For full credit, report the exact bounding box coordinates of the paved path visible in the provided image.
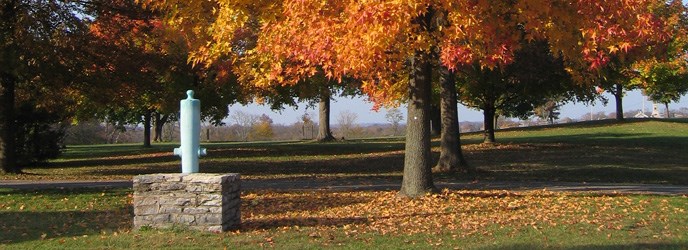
[1,178,687,196]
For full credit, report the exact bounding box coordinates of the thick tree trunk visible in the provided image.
[665,102,670,118]
[0,74,17,173]
[614,84,624,121]
[433,66,471,174]
[143,110,152,147]
[483,105,496,144]
[398,52,437,198]
[429,104,441,136]
[153,113,169,142]
[316,88,335,142]
[1,1,19,174]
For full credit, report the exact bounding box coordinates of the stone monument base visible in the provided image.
[133,173,240,232]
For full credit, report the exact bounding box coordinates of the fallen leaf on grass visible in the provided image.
[237,189,687,240]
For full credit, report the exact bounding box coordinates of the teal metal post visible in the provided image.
[173,90,207,173]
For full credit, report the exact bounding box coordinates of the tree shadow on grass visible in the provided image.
[464,140,688,185]
[0,207,132,244]
[482,166,688,184]
[500,133,688,148]
[482,118,688,134]
[47,153,177,169]
[43,140,406,171]
[61,144,176,160]
[84,152,406,178]
[203,140,406,159]
[0,188,132,244]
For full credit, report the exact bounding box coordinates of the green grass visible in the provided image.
[460,119,688,184]
[1,118,687,248]
[3,118,687,184]
[0,188,686,249]
[0,188,132,245]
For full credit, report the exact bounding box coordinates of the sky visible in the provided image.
[228,90,688,126]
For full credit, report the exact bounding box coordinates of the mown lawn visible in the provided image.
[2,119,687,184]
[1,119,687,249]
[0,188,686,249]
[464,119,688,184]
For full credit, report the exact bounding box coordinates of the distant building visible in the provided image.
[651,103,663,118]
[634,110,649,118]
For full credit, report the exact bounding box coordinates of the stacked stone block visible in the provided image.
[133,173,240,232]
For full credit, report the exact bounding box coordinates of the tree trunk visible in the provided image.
[143,110,152,147]
[0,73,18,174]
[494,114,499,130]
[1,1,19,173]
[429,104,441,136]
[614,84,624,121]
[433,66,471,174]
[316,88,335,142]
[153,113,169,142]
[483,105,496,143]
[398,51,437,198]
[665,102,670,118]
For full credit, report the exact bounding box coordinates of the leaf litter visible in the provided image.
[238,189,687,241]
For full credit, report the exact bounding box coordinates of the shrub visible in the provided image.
[15,104,65,167]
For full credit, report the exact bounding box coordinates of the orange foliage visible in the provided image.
[144,0,676,105]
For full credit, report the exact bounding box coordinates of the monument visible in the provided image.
[133,90,241,232]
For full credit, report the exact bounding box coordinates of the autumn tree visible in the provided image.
[1,0,89,173]
[82,0,241,147]
[145,0,672,198]
[80,0,162,147]
[635,1,688,119]
[253,114,275,140]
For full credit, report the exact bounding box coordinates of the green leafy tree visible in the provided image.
[641,63,688,118]
[458,40,574,143]
[592,57,640,121]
